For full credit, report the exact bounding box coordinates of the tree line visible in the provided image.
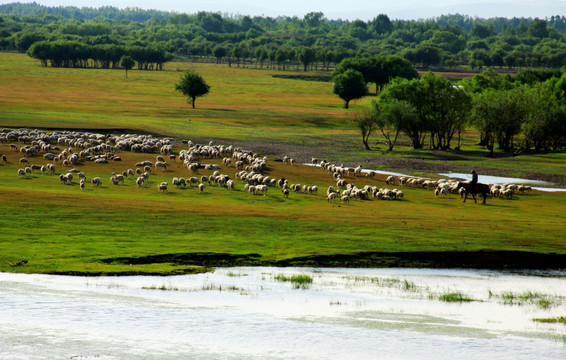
[353,68,566,154]
[26,41,172,69]
[1,4,566,71]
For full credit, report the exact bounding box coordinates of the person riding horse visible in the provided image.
[470,169,478,187]
[458,169,489,204]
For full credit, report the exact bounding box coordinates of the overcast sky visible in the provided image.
[3,0,565,20]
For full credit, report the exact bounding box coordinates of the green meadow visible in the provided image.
[0,53,565,275]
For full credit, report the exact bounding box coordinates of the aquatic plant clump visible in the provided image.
[274,274,313,289]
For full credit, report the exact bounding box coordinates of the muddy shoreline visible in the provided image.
[97,251,566,273]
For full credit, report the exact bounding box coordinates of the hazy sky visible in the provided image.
[3,0,565,20]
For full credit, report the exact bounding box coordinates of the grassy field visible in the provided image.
[1,53,565,275]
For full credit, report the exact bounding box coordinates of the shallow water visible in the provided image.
[437,172,566,192]
[305,163,564,192]
[1,268,565,359]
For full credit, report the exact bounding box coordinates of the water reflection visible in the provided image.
[1,268,565,359]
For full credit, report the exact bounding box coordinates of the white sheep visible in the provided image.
[136,176,145,188]
[340,194,350,204]
[157,182,168,192]
[155,161,168,170]
[327,192,337,203]
[199,183,205,193]
[91,177,102,186]
[353,165,362,177]
[80,179,86,191]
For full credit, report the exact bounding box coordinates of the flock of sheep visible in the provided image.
[1,128,533,204]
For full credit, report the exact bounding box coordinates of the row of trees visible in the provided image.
[1,5,566,70]
[26,41,172,69]
[353,69,566,154]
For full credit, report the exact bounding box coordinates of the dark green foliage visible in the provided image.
[332,69,367,109]
[175,70,210,109]
[3,4,566,71]
[120,55,134,78]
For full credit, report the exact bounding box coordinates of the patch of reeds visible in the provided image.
[274,274,313,289]
[437,291,475,302]
[490,290,560,309]
[532,316,566,324]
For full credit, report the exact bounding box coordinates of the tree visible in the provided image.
[174,71,210,109]
[378,77,427,149]
[120,55,134,78]
[212,45,227,64]
[332,69,367,109]
[373,99,417,151]
[297,47,316,71]
[351,107,378,150]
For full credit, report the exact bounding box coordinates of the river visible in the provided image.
[1,268,565,359]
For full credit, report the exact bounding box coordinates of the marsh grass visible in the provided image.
[274,274,313,289]
[345,276,420,293]
[227,272,248,277]
[142,284,180,291]
[437,291,476,303]
[492,291,560,309]
[533,317,566,324]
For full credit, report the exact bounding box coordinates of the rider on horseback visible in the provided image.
[470,169,478,187]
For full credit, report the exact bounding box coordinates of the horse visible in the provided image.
[457,181,491,204]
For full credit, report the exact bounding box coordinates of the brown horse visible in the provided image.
[457,181,491,204]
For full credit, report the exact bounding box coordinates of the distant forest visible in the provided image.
[1,2,566,70]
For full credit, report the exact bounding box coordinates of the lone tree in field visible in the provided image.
[175,71,210,109]
[120,55,135,78]
[332,69,367,109]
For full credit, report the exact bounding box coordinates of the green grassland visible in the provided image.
[0,53,565,275]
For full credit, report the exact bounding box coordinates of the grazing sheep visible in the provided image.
[19,158,29,166]
[157,182,168,193]
[226,179,234,191]
[80,179,86,191]
[256,184,268,195]
[198,183,205,193]
[282,188,289,198]
[366,171,376,179]
[78,172,86,180]
[59,174,69,184]
[1,154,6,162]
[155,161,167,170]
[136,176,145,187]
[327,192,337,203]
[10,144,18,151]
[502,189,514,200]
[91,177,102,186]
[353,165,362,177]
[386,175,396,185]
[189,177,200,186]
[156,155,166,163]
[340,194,350,204]
[17,168,26,177]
